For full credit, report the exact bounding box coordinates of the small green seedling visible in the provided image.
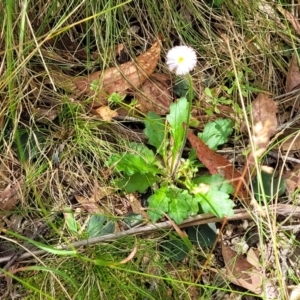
[108,94,235,225]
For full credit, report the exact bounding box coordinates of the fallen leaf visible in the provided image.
[286,54,300,93]
[93,105,118,121]
[114,43,130,64]
[94,186,115,201]
[74,183,115,214]
[222,240,262,294]
[277,6,300,35]
[133,73,172,115]
[258,3,277,20]
[34,107,58,124]
[252,93,277,139]
[74,38,162,106]
[290,285,300,300]
[248,93,277,169]
[46,70,78,92]
[246,248,260,268]
[283,165,300,194]
[0,181,22,211]
[126,193,150,220]
[187,130,248,200]
[276,128,300,151]
[115,43,125,56]
[74,194,102,214]
[265,281,280,299]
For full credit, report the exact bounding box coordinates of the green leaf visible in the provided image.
[252,171,286,201]
[107,92,126,105]
[169,198,189,225]
[107,143,160,176]
[166,97,189,161]
[198,118,233,150]
[193,174,234,194]
[173,77,195,98]
[188,148,197,161]
[30,241,76,256]
[63,210,78,234]
[4,229,76,255]
[192,175,234,218]
[129,142,156,159]
[144,112,166,153]
[123,213,144,229]
[148,187,199,224]
[187,223,217,247]
[116,172,158,193]
[147,187,170,222]
[14,129,47,161]
[87,215,115,238]
[161,236,190,261]
[186,195,199,216]
[194,190,234,218]
[204,87,213,98]
[168,190,196,224]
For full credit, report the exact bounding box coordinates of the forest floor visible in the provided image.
[1,1,300,299]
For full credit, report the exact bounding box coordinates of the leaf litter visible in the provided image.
[73,38,162,106]
[221,240,263,295]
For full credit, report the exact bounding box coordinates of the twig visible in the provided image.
[276,113,300,132]
[0,204,298,264]
[269,150,300,164]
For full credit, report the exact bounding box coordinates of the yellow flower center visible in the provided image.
[177,56,185,64]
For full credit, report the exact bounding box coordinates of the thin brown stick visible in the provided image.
[0,204,298,265]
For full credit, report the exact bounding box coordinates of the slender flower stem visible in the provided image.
[171,75,194,177]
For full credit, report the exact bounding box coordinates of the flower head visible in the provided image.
[166,45,197,75]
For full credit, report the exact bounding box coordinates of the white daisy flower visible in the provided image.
[166,45,197,75]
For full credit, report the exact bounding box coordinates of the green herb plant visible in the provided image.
[107,94,235,225]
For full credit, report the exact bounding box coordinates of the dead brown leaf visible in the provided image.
[277,6,300,35]
[246,248,260,268]
[74,39,162,106]
[252,93,277,134]
[133,73,172,115]
[290,285,300,300]
[74,194,102,214]
[286,53,300,93]
[222,240,263,294]
[249,93,278,155]
[115,43,125,56]
[34,107,58,124]
[276,128,300,151]
[0,181,22,211]
[92,105,118,121]
[74,183,115,214]
[283,164,300,194]
[93,185,114,201]
[126,194,150,220]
